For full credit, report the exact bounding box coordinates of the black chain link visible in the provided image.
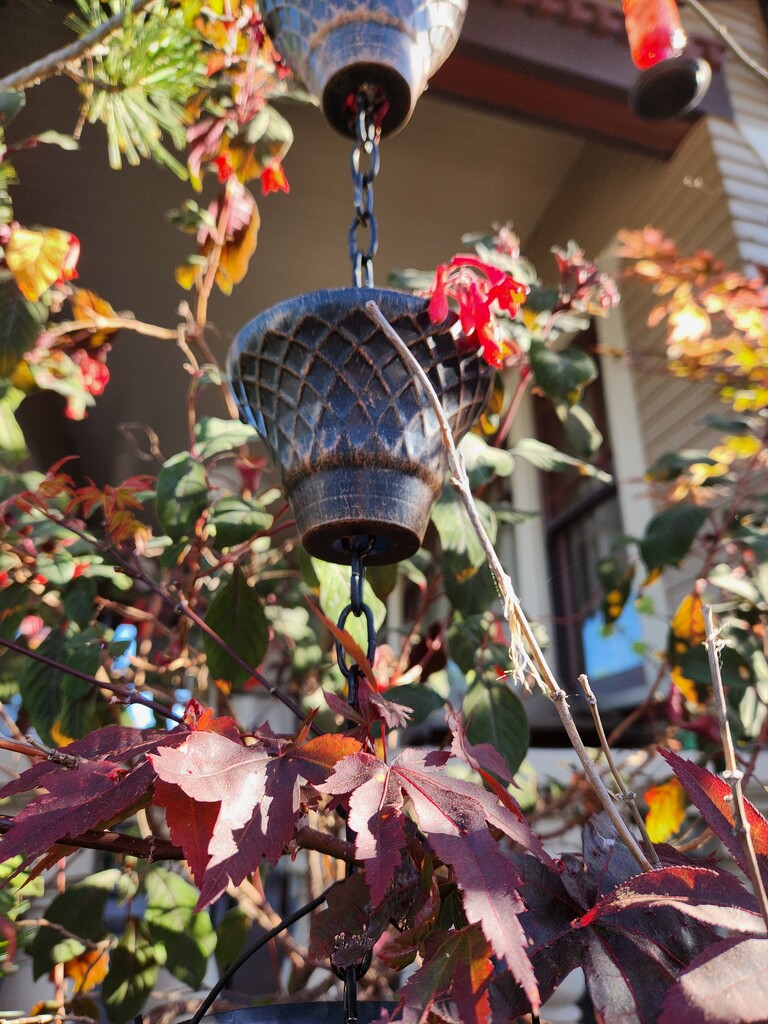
[333,536,377,1002]
[348,92,381,288]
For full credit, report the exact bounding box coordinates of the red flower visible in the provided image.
[71,349,109,397]
[214,152,236,183]
[427,255,528,368]
[260,160,290,196]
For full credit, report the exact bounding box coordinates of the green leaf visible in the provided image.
[459,433,515,488]
[0,384,28,466]
[156,451,208,541]
[102,918,165,1024]
[208,495,272,548]
[447,615,488,674]
[241,104,293,164]
[529,338,597,404]
[385,683,444,727]
[431,489,497,573]
[19,625,111,745]
[0,91,25,128]
[62,578,99,627]
[558,402,603,458]
[215,906,249,972]
[463,677,529,777]
[193,416,258,459]
[0,272,48,377]
[144,867,215,988]
[202,565,268,689]
[29,882,111,979]
[311,558,386,651]
[639,504,709,572]
[443,564,499,619]
[510,436,612,482]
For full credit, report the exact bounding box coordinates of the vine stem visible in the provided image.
[0,0,156,94]
[684,0,768,85]
[365,300,653,872]
[577,673,660,867]
[703,604,768,930]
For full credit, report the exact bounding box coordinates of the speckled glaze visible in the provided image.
[228,289,492,565]
[259,0,468,135]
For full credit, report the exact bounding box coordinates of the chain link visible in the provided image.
[332,536,377,994]
[348,92,381,288]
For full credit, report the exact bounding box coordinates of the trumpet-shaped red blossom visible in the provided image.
[427,255,528,367]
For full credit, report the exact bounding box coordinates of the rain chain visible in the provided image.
[348,91,382,288]
[333,535,377,1023]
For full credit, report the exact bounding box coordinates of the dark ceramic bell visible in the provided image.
[258,0,468,136]
[228,289,493,566]
[630,56,712,120]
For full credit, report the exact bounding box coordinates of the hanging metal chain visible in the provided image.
[348,91,381,288]
[333,536,377,1013]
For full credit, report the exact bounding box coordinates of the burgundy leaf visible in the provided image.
[321,747,545,1010]
[399,926,493,1024]
[577,865,765,937]
[659,936,768,1024]
[446,706,513,783]
[154,778,219,888]
[311,858,425,970]
[153,729,361,907]
[0,759,156,866]
[662,749,768,888]
[495,817,719,1023]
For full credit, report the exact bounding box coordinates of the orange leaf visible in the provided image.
[61,947,110,993]
[6,227,79,301]
[305,598,378,691]
[644,777,687,843]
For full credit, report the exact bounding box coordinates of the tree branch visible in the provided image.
[703,604,768,930]
[0,0,156,94]
[365,299,653,872]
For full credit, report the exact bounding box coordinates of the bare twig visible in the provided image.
[578,673,660,867]
[0,634,183,724]
[366,300,653,872]
[684,0,768,85]
[703,604,768,929]
[0,0,156,93]
[44,316,178,342]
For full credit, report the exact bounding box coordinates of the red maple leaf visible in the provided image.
[151,728,361,907]
[319,747,550,1010]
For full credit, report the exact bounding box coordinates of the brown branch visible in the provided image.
[703,604,768,930]
[0,816,354,864]
[45,316,178,342]
[578,673,660,867]
[366,299,653,872]
[0,0,156,93]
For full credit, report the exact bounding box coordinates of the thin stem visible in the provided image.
[684,0,768,85]
[0,0,156,93]
[578,673,660,867]
[0,635,183,723]
[366,300,653,872]
[189,884,336,1024]
[0,737,48,760]
[45,316,178,342]
[703,604,768,930]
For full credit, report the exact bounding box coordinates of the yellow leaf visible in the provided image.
[69,288,119,349]
[670,666,700,706]
[670,594,705,645]
[50,720,75,747]
[215,203,260,295]
[5,227,78,301]
[644,777,687,843]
